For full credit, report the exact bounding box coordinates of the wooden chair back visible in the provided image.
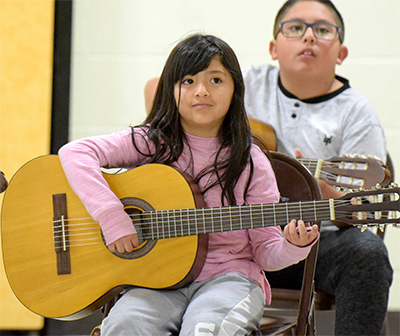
[256,151,322,336]
[261,151,395,335]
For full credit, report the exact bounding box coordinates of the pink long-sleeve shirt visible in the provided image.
[59,127,315,304]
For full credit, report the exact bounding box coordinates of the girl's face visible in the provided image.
[269,1,347,78]
[174,57,234,138]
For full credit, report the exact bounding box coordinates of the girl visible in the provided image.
[59,34,318,336]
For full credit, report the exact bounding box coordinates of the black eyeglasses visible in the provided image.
[278,20,341,42]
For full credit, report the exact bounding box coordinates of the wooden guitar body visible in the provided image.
[1,155,207,320]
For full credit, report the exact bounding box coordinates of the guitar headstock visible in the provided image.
[334,183,400,231]
[320,154,392,189]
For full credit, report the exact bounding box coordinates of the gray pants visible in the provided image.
[265,227,393,336]
[101,272,265,336]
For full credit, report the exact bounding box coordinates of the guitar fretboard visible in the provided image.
[137,200,333,240]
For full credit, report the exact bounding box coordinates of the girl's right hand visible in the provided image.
[108,233,139,253]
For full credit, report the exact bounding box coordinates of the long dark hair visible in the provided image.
[133,34,253,206]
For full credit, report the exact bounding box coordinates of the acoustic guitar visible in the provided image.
[248,118,392,190]
[1,155,399,320]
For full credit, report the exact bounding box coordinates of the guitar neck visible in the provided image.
[138,199,333,240]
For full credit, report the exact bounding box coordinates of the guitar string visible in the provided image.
[297,160,369,186]
[53,210,396,250]
[52,209,395,238]
[52,200,398,249]
[298,159,372,170]
[54,202,397,226]
[52,199,396,229]
[52,201,338,229]
[53,222,396,250]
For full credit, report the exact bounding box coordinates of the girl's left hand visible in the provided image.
[283,219,319,247]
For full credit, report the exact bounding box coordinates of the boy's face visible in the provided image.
[270,1,348,77]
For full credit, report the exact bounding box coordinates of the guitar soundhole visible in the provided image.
[109,197,157,260]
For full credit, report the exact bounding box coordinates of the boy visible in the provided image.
[243,1,393,335]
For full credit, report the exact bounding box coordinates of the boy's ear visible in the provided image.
[336,44,348,65]
[269,40,278,60]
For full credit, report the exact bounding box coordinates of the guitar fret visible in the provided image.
[229,207,233,231]
[239,206,243,230]
[173,209,177,238]
[286,203,289,223]
[154,211,159,239]
[202,208,206,234]
[313,200,317,222]
[299,201,302,219]
[155,211,159,239]
[160,211,164,239]
[186,209,191,236]
[260,204,275,228]
[179,209,183,237]
[150,212,154,240]
[194,209,198,235]
[211,208,214,233]
[249,205,253,229]
[150,212,154,239]
[179,209,183,236]
[162,211,165,239]
[167,210,171,238]
[184,209,189,236]
[205,208,212,234]
[220,207,223,232]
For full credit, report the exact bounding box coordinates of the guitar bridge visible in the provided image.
[53,193,71,275]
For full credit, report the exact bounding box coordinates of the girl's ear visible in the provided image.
[269,40,278,60]
[336,44,348,65]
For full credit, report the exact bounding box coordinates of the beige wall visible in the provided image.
[69,0,400,309]
[0,0,54,329]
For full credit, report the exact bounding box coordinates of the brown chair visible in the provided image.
[255,151,322,336]
[261,152,396,336]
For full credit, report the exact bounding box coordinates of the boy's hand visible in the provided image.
[284,219,319,247]
[294,148,304,159]
[295,148,344,199]
[108,233,139,253]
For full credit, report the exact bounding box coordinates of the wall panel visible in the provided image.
[0,0,55,329]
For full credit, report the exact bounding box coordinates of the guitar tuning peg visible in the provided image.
[360,224,368,232]
[389,182,398,188]
[374,183,383,190]
[343,153,349,157]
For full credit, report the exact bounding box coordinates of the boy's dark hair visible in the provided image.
[273,0,345,43]
[135,34,254,206]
